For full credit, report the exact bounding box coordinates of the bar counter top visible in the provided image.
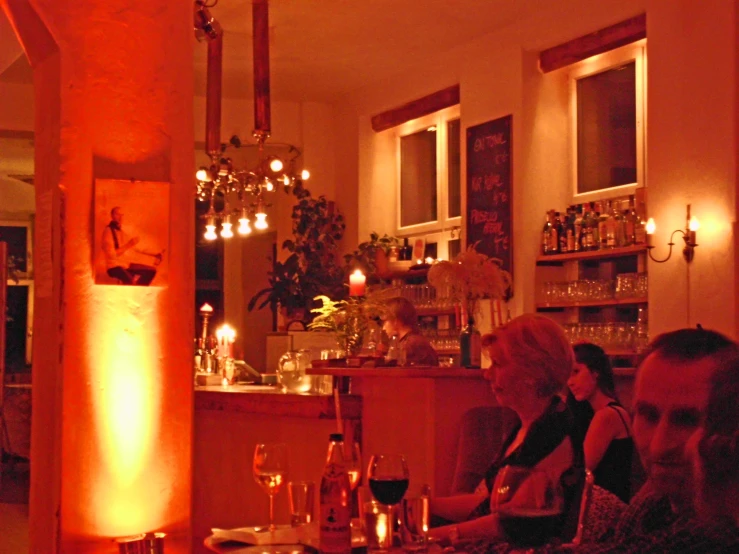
[306,366,486,378]
[194,384,361,419]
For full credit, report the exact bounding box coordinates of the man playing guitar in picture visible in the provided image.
[101,206,164,285]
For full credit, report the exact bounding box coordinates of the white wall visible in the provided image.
[334,0,739,338]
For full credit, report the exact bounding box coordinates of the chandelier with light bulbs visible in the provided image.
[193,0,309,240]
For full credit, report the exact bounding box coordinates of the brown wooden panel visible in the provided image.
[371,85,460,132]
[539,14,646,73]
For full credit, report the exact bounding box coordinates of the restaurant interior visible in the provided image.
[0,0,738,552]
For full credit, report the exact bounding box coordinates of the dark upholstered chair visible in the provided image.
[450,406,518,494]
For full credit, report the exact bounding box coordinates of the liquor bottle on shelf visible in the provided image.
[554,212,564,254]
[573,205,583,252]
[623,195,636,246]
[320,433,352,554]
[589,202,600,250]
[399,238,413,261]
[565,208,576,253]
[460,316,481,368]
[542,210,558,255]
[605,200,617,248]
[581,203,593,251]
[558,212,568,254]
[597,202,609,249]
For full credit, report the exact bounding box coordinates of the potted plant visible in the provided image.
[343,232,399,281]
[247,182,347,328]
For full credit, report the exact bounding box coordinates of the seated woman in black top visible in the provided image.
[567,342,633,503]
[429,314,584,547]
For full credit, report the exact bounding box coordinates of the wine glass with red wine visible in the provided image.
[367,453,410,507]
[491,465,565,548]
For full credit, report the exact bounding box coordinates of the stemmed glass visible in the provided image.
[345,442,363,491]
[367,453,409,507]
[253,443,289,532]
[491,466,564,549]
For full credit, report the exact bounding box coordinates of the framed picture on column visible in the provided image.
[94,179,169,286]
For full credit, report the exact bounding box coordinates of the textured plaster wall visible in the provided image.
[645,0,737,337]
[1,0,195,551]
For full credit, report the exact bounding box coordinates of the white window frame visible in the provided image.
[394,104,462,237]
[569,39,647,204]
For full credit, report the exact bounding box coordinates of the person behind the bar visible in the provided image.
[102,206,162,286]
[567,342,634,503]
[381,296,438,366]
[428,314,584,548]
[688,353,739,528]
[576,327,739,553]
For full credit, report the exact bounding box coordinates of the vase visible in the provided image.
[460,316,482,368]
[277,350,313,393]
[344,301,366,356]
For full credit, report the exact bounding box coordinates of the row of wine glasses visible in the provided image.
[254,445,561,548]
[252,443,410,530]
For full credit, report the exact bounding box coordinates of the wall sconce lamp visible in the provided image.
[645,204,699,263]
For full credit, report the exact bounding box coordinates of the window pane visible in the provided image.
[577,62,636,193]
[400,128,437,227]
[447,238,461,260]
[447,119,461,218]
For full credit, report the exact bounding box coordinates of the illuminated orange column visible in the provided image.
[1,0,194,552]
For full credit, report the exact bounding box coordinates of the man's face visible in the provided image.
[112,208,123,225]
[633,352,714,503]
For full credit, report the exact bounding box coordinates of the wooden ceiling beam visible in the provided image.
[539,14,646,74]
[371,85,459,133]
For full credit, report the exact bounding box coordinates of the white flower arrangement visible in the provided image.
[427,243,511,318]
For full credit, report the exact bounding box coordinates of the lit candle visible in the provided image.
[349,269,366,296]
[375,512,388,546]
[215,324,236,358]
[200,303,213,314]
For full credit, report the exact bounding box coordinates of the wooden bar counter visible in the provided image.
[306,366,497,498]
[193,385,361,553]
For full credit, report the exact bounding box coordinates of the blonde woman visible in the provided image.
[429,314,583,547]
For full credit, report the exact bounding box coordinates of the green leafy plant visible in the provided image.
[343,232,398,280]
[247,182,347,321]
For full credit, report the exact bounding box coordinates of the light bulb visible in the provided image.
[255,212,268,230]
[238,216,252,235]
[688,215,700,232]
[269,158,284,172]
[265,180,275,192]
[220,221,233,238]
[645,218,656,235]
[301,169,310,181]
[282,175,291,186]
[196,167,210,181]
[204,225,217,241]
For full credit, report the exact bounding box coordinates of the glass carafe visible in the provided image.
[277,349,313,393]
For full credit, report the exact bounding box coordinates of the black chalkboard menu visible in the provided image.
[466,114,513,280]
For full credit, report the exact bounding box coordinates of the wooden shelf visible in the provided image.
[417,307,457,316]
[536,244,647,264]
[436,348,460,355]
[536,296,647,309]
[379,267,429,281]
[613,367,637,377]
[605,349,641,357]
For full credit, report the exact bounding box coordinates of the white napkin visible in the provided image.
[210,525,302,546]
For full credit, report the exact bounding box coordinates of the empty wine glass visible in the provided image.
[253,443,289,532]
[345,442,363,491]
[491,466,564,548]
[368,453,409,508]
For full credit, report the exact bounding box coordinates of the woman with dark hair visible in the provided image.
[567,342,633,503]
[381,297,438,366]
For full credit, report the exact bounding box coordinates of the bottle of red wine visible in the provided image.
[460,316,481,368]
[320,433,352,554]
